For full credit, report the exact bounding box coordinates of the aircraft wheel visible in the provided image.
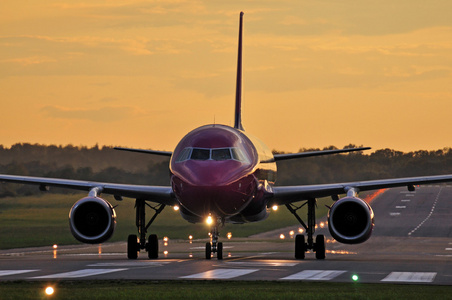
[315,234,326,260]
[147,234,159,259]
[217,242,223,260]
[295,234,306,259]
[205,242,212,259]
[127,234,139,259]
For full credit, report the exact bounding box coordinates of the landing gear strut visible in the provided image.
[286,198,326,260]
[127,199,165,259]
[205,225,223,260]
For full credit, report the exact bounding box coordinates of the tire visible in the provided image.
[205,242,212,259]
[127,234,139,259]
[295,234,306,259]
[217,242,223,260]
[315,234,326,260]
[147,234,159,259]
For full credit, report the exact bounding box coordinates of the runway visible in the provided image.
[1,186,452,284]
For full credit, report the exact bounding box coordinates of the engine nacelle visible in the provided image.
[69,197,116,244]
[328,196,374,244]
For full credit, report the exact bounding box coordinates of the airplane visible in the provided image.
[2,12,452,260]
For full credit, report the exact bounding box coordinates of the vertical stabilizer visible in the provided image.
[234,12,244,131]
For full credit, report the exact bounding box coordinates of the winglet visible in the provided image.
[234,12,244,131]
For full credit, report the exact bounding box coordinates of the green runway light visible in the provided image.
[352,274,359,282]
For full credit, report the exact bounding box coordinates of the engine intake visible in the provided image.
[69,197,116,244]
[328,196,374,244]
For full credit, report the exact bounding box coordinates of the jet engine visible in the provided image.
[69,197,116,244]
[327,196,374,244]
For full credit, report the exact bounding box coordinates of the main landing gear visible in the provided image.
[127,200,165,259]
[286,198,326,260]
[205,224,223,260]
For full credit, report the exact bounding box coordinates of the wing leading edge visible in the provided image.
[0,174,176,206]
[270,174,452,206]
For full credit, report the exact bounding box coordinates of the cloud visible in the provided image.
[41,105,140,123]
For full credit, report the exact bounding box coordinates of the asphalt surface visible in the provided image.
[1,186,452,284]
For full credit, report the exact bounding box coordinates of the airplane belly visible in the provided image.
[172,175,257,219]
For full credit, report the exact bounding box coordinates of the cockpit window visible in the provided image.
[211,148,232,161]
[176,147,247,162]
[231,148,245,161]
[175,148,191,162]
[190,148,210,160]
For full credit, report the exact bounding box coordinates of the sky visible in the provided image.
[1,1,452,153]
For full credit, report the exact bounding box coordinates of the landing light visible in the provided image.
[206,215,213,225]
[280,234,285,239]
[173,205,180,211]
[272,205,278,211]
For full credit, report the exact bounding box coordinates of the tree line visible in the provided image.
[1,143,452,197]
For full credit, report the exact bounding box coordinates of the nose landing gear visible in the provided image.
[206,225,223,260]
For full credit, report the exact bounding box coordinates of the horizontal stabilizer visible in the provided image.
[114,147,172,157]
[273,147,371,162]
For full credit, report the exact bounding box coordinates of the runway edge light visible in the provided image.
[45,286,55,296]
[352,274,359,282]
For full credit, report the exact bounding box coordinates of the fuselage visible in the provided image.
[170,124,276,224]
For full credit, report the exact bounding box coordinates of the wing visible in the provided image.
[270,174,452,206]
[0,174,176,206]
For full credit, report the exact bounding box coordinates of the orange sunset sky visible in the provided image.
[1,1,451,153]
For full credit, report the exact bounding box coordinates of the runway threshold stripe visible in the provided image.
[0,270,38,277]
[30,268,127,279]
[381,272,436,283]
[281,270,346,281]
[180,269,258,279]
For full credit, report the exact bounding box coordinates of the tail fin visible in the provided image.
[234,12,244,131]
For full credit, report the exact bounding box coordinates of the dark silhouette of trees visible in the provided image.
[1,143,452,197]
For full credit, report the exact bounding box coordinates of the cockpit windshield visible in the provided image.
[176,147,247,162]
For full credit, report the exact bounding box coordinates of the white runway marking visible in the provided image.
[401,199,411,202]
[225,261,298,267]
[0,270,38,277]
[30,268,127,279]
[381,272,436,283]
[87,261,171,267]
[408,187,442,236]
[180,269,258,279]
[281,270,346,281]
[390,212,401,216]
[395,206,406,209]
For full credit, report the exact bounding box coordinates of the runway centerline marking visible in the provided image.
[281,270,346,281]
[0,270,38,277]
[381,272,436,283]
[30,268,127,279]
[180,269,258,279]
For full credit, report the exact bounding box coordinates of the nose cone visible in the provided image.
[171,160,257,217]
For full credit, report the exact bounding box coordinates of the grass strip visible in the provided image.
[1,280,452,300]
